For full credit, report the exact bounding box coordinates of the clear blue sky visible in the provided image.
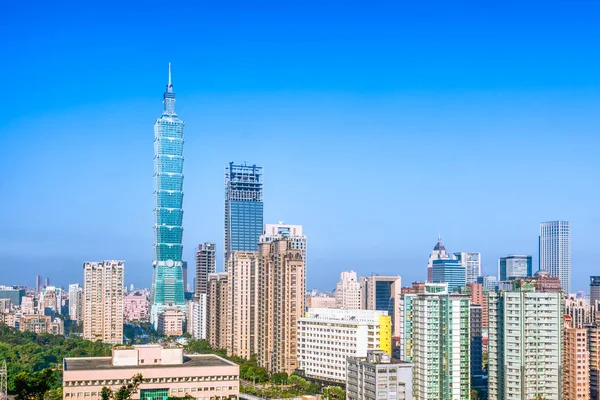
[1,1,599,292]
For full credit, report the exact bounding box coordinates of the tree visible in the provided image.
[271,372,288,385]
[323,386,345,399]
[100,374,143,400]
[43,388,63,400]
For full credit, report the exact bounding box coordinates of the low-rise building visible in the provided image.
[157,308,184,337]
[124,293,149,323]
[297,308,391,384]
[63,345,239,400]
[347,350,413,400]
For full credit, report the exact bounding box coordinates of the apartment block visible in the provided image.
[347,350,413,400]
[206,273,230,351]
[335,270,361,309]
[564,315,589,400]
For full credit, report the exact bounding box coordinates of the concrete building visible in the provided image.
[83,261,125,344]
[335,270,361,309]
[261,222,307,262]
[68,284,83,322]
[227,252,258,359]
[401,282,426,295]
[297,308,391,384]
[592,277,600,311]
[21,295,35,315]
[533,270,563,292]
[454,252,481,285]
[124,293,149,323]
[0,286,25,306]
[477,275,498,291]
[498,254,533,281]
[347,350,413,400]
[540,220,571,293]
[589,324,600,400]
[195,243,216,298]
[306,296,337,309]
[565,295,595,329]
[361,275,401,337]
[431,259,465,293]
[427,236,450,282]
[19,315,64,335]
[466,283,488,330]
[257,238,306,374]
[157,307,184,337]
[411,283,471,400]
[186,295,207,340]
[62,345,239,400]
[470,304,485,398]
[564,315,589,400]
[207,273,230,351]
[488,281,563,400]
[40,286,62,314]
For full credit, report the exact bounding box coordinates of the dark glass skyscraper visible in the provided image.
[224,162,263,269]
[151,64,186,325]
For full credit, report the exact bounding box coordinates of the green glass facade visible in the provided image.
[151,64,186,324]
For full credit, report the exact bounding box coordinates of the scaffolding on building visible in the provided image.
[0,360,7,400]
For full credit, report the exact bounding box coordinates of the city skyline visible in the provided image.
[1,1,600,292]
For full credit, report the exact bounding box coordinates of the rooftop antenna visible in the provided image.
[168,62,172,86]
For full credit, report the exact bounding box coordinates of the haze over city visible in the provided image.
[1,0,599,291]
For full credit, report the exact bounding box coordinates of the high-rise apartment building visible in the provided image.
[466,283,488,330]
[83,261,124,344]
[257,238,305,374]
[151,64,186,328]
[498,254,533,281]
[195,243,216,298]
[591,277,600,310]
[454,252,481,284]
[224,162,263,270]
[35,275,42,294]
[470,304,485,397]
[346,350,413,400]
[40,286,61,314]
[565,295,595,328]
[68,284,83,321]
[361,276,401,337]
[207,273,231,351]
[564,315,589,400]
[335,270,362,309]
[186,295,207,340]
[261,223,306,262]
[297,308,391,384]
[411,283,471,400]
[427,236,450,282]
[540,220,571,293]
[589,324,600,400]
[488,281,563,400]
[431,259,466,293]
[227,252,258,359]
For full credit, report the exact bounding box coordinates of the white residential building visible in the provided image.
[297,308,391,384]
[335,270,361,309]
[347,350,413,400]
[540,220,571,293]
[186,295,207,340]
[454,252,481,285]
[68,284,83,321]
[260,222,306,262]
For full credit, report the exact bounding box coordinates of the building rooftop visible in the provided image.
[64,355,234,371]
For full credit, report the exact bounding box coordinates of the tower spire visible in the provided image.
[163,62,176,115]
[168,62,172,87]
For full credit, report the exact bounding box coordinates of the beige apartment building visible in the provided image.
[62,344,239,400]
[157,307,185,337]
[228,252,258,359]
[207,273,231,351]
[257,238,306,374]
[83,261,124,344]
[589,324,600,400]
[564,315,589,400]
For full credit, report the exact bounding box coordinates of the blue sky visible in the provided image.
[1,1,599,292]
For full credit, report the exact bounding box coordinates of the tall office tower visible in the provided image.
[44,277,50,288]
[83,261,124,344]
[150,63,186,327]
[565,295,595,328]
[35,275,42,294]
[589,325,600,400]
[261,223,306,261]
[195,243,216,298]
[298,309,391,384]
[411,283,471,400]
[591,276,600,310]
[427,236,450,282]
[431,259,466,293]
[498,254,533,281]
[470,304,485,398]
[488,281,563,400]
[257,238,306,374]
[564,315,590,400]
[454,252,481,284]
[182,261,188,293]
[360,276,401,337]
[335,270,362,309]
[347,350,413,400]
[477,275,498,291]
[540,220,571,293]
[68,284,83,321]
[227,252,258,359]
[224,162,263,270]
[206,273,230,350]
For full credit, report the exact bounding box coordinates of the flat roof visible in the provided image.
[64,355,235,371]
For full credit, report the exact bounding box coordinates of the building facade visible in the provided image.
[564,315,589,400]
[68,284,83,322]
[431,259,465,293]
[307,296,337,309]
[124,293,149,323]
[361,276,401,337]
[297,308,391,384]
[411,283,470,400]
[224,162,263,270]
[498,254,533,281]
[488,281,563,400]
[565,295,595,329]
[195,243,216,298]
[589,324,600,400]
[427,237,450,282]
[591,277,600,310]
[454,252,481,285]
[261,223,306,261]
[335,270,362,309]
[186,295,207,340]
[207,273,230,351]
[540,220,571,293]
[228,252,258,359]
[62,345,239,400]
[347,350,413,400]
[151,64,186,327]
[83,261,124,344]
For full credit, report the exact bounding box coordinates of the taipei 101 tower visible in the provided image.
[150,63,186,331]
